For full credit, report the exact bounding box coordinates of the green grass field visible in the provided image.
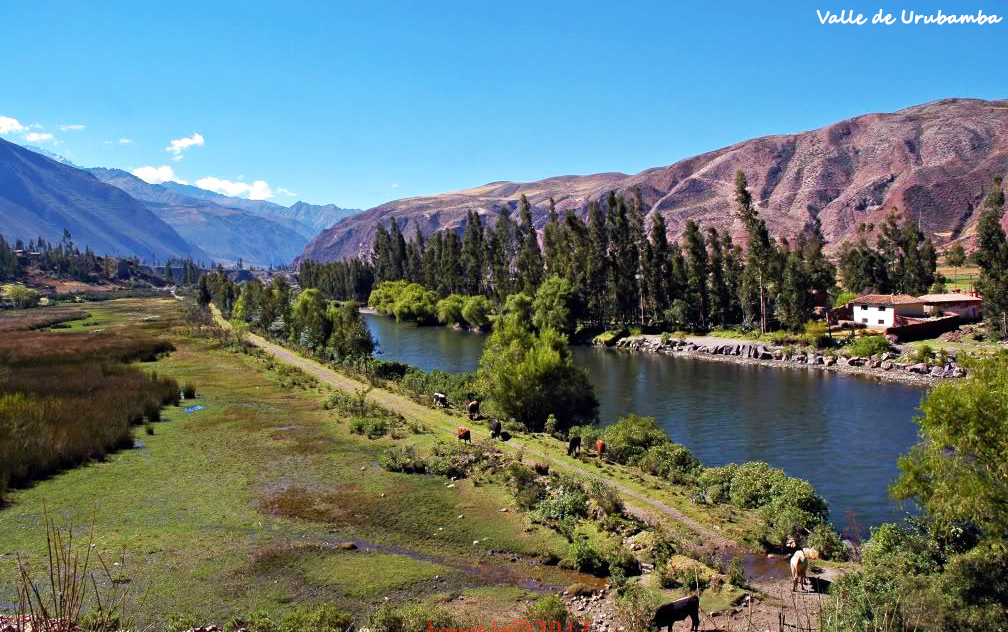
[0,300,588,626]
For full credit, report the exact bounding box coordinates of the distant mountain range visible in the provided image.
[0,138,210,262]
[299,98,1008,263]
[87,168,312,266]
[0,138,358,266]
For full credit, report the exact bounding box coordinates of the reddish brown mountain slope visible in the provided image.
[299,98,1008,263]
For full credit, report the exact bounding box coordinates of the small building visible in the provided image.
[851,294,925,330]
[918,292,982,322]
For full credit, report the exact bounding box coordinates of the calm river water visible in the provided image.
[364,313,924,531]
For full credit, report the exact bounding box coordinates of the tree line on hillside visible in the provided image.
[302,171,941,335]
[295,172,1008,340]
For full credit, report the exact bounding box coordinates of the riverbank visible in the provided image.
[609,334,963,388]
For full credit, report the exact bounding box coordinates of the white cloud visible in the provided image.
[165,133,204,160]
[196,176,274,200]
[0,116,27,134]
[392,182,399,188]
[25,132,54,142]
[119,138,132,144]
[276,187,298,197]
[58,124,85,131]
[132,165,188,185]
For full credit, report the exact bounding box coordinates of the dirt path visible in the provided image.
[211,307,731,548]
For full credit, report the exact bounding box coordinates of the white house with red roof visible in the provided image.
[851,294,926,329]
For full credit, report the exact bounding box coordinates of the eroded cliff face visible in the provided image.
[299,98,1008,263]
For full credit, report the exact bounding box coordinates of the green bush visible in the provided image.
[639,442,701,483]
[570,536,609,576]
[506,462,547,510]
[602,414,670,465]
[847,335,892,358]
[380,445,424,473]
[613,583,660,632]
[241,604,354,632]
[588,479,623,515]
[807,523,848,561]
[525,596,577,630]
[532,475,589,524]
[368,602,460,632]
[696,463,739,504]
[349,417,388,439]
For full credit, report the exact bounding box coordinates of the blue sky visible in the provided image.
[1,1,1005,209]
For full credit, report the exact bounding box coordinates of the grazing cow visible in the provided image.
[567,435,582,456]
[457,426,471,443]
[433,392,449,408]
[596,439,606,456]
[466,399,481,420]
[653,595,699,632]
[490,419,502,439]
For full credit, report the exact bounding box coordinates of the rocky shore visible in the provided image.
[610,335,967,387]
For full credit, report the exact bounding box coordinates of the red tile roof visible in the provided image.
[855,294,922,305]
[917,293,982,304]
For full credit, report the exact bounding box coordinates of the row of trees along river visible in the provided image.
[199,172,1008,630]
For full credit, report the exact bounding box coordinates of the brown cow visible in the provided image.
[457,426,471,443]
[466,399,480,420]
[653,595,699,632]
[596,439,606,456]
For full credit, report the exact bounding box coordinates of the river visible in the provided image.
[364,313,923,531]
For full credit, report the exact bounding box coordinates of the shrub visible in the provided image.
[380,445,424,473]
[588,479,623,516]
[847,335,892,358]
[525,596,577,630]
[608,545,642,577]
[241,604,354,632]
[613,583,660,632]
[143,399,161,422]
[182,382,196,399]
[911,344,937,364]
[602,414,670,465]
[368,602,460,632]
[506,462,547,510]
[639,442,701,483]
[808,523,848,561]
[532,475,589,524]
[696,463,739,504]
[349,417,388,439]
[544,413,558,436]
[435,294,467,327]
[729,461,785,508]
[570,536,609,576]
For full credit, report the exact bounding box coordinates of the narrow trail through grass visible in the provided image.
[211,306,732,550]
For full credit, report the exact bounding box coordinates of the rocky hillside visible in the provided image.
[0,138,210,262]
[300,98,1008,263]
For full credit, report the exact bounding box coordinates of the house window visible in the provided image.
[878,319,885,325]
[862,318,868,324]
[878,306,887,311]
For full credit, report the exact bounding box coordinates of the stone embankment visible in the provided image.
[611,336,966,387]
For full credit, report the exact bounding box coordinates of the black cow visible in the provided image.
[490,419,502,439]
[653,595,699,632]
[467,399,481,420]
[433,392,449,408]
[567,435,582,456]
